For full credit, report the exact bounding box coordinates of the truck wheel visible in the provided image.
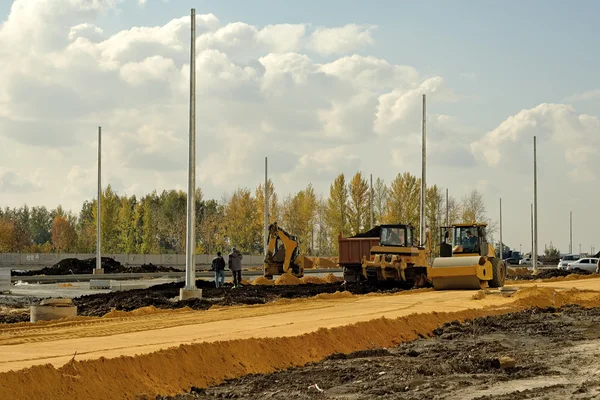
[488,257,505,288]
[343,267,361,283]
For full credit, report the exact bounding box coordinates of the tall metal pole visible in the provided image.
[569,211,573,254]
[533,136,538,274]
[184,8,197,292]
[499,198,503,260]
[96,126,102,273]
[445,188,449,226]
[420,93,426,245]
[264,157,269,256]
[369,174,374,229]
[530,203,533,256]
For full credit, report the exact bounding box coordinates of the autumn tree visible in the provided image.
[460,189,487,223]
[373,177,388,225]
[51,214,77,252]
[425,185,444,248]
[255,179,279,247]
[117,196,137,253]
[224,188,260,253]
[0,217,16,252]
[348,172,369,235]
[325,174,349,254]
[384,173,421,233]
[313,196,332,256]
[197,199,226,254]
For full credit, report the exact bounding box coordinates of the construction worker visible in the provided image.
[211,252,226,288]
[228,247,243,288]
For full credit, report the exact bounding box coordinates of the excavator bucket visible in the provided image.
[428,256,493,290]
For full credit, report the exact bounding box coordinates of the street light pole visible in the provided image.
[180,8,201,300]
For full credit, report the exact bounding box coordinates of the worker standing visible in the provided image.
[228,247,243,288]
[211,252,226,288]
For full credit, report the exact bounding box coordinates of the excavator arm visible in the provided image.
[264,222,309,278]
[265,222,299,273]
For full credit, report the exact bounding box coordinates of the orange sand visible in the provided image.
[2,278,600,399]
[323,273,344,283]
[251,276,274,286]
[274,274,302,285]
[300,276,326,284]
[57,283,74,288]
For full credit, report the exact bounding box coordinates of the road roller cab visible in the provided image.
[428,223,505,290]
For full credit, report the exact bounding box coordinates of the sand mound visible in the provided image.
[101,305,184,319]
[310,257,338,269]
[300,276,325,285]
[57,283,73,288]
[471,290,486,300]
[511,286,600,308]
[314,291,354,300]
[274,274,302,286]
[323,273,344,283]
[241,279,252,286]
[251,277,274,286]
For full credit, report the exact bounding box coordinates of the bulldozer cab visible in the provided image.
[439,223,489,257]
[379,224,413,248]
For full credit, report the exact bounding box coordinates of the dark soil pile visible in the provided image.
[157,305,600,400]
[510,267,592,281]
[12,257,181,276]
[72,279,404,317]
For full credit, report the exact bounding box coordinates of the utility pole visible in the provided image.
[264,157,269,256]
[181,8,201,300]
[369,174,374,229]
[533,136,538,274]
[499,198,503,260]
[95,126,103,275]
[420,94,426,245]
[530,203,533,256]
[569,211,573,254]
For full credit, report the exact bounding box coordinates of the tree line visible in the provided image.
[0,172,490,256]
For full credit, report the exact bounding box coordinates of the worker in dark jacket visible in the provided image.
[211,252,226,288]
[228,247,243,288]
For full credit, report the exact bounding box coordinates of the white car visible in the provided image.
[566,258,599,273]
[557,254,579,270]
[519,257,532,265]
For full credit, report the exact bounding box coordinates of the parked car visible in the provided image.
[566,258,600,273]
[519,257,532,265]
[503,257,520,265]
[557,254,579,270]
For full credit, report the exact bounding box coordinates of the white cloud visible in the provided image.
[563,89,600,103]
[470,103,600,182]
[309,24,376,55]
[0,0,599,253]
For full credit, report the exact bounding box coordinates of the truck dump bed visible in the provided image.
[338,234,379,267]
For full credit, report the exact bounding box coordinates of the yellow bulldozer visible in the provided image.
[361,224,430,287]
[428,222,505,290]
[263,222,312,279]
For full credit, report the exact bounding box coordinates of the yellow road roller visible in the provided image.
[428,223,505,290]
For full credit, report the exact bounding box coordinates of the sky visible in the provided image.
[0,0,598,254]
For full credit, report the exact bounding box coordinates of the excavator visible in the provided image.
[263,222,312,279]
[361,223,430,287]
[428,222,505,290]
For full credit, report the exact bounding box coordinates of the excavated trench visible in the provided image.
[157,304,600,400]
[1,285,600,400]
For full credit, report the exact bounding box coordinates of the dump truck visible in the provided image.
[338,227,380,282]
[428,222,505,290]
[360,224,430,287]
[263,222,312,279]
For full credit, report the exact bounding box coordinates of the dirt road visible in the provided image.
[162,305,600,400]
[1,278,600,399]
